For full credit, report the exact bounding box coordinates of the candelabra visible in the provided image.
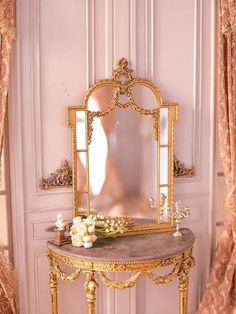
[171,201,191,237]
[150,197,191,236]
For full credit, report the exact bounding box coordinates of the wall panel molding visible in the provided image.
[30,0,89,198]
[191,0,202,182]
[30,0,71,196]
[145,0,154,80]
[129,0,137,71]
[130,283,137,314]
[176,0,203,184]
[105,0,114,77]
[86,0,95,87]
[31,0,44,195]
[34,252,47,314]
[8,0,30,312]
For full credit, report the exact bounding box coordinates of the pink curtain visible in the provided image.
[0,0,15,158]
[0,245,16,313]
[199,1,236,313]
[0,1,16,313]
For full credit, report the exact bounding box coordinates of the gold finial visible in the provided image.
[118,58,128,69]
[112,58,134,82]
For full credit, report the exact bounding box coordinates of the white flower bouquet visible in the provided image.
[70,209,133,248]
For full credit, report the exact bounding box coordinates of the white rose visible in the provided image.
[88,225,95,233]
[70,226,78,236]
[83,235,92,242]
[78,223,88,236]
[73,217,82,225]
[71,235,83,247]
[83,242,93,249]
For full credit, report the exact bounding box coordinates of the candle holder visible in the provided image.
[171,201,191,237]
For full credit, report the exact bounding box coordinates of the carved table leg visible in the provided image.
[178,248,195,314]
[179,274,188,314]
[49,272,58,314]
[84,271,98,314]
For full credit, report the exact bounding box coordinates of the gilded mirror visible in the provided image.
[66,58,178,234]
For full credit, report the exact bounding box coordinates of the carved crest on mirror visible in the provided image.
[66,58,178,235]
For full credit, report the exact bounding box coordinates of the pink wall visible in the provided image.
[9,0,216,313]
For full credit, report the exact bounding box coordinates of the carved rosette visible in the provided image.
[39,160,72,190]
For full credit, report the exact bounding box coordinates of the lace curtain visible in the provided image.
[199,0,236,313]
[0,0,16,313]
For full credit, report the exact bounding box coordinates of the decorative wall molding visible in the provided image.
[86,0,95,87]
[39,160,72,190]
[129,0,136,72]
[105,0,114,77]
[31,0,43,194]
[190,0,202,182]
[145,0,154,80]
[32,0,88,196]
[8,2,30,312]
[34,252,47,314]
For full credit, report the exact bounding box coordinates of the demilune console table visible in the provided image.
[48,228,195,314]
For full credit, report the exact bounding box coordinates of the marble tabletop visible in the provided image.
[48,228,195,263]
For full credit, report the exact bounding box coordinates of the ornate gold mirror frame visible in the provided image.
[66,58,178,235]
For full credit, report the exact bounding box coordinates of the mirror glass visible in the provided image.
[131,85,161,109]
[87,86,158,221]
[76,111,86,150]
[160,147,168,185]
[160,108,168,145]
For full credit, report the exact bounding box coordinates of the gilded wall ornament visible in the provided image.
[174,156,195,178]
[39,160,72,190]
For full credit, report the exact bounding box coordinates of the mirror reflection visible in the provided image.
[89,112,157,220]
[131,85,160,109]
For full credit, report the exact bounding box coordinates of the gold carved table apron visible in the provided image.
[48,228,195,314]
